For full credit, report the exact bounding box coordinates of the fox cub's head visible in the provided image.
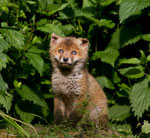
[50,33,89,69]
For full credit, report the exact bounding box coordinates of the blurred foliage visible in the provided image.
[0,0,150,135]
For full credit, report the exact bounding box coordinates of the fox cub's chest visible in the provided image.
[52,72,82,96]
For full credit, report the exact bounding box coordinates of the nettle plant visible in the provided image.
[0,0,150,135]
[106,0,150,133]
[0,0,52,125]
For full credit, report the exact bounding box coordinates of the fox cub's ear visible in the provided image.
[77,38,89,51]
[50,33,62,47]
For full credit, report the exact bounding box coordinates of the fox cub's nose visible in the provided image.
[63,57,68,62]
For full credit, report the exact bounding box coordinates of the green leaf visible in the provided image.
[74,9,102,26]
[142,120,150,134]
[109,105,131,121]
[108,29,120,50]
[59,24,74,35]
[142,34,150,42]
[0,52,8,71]
[27,46,45,54]
[59,6,75,19]
[100,0,116,7]
[119,0,150,22]
[118,83,131,93]
[25,53,44,76]
[37,0,69,15]
[130,79,150,118]
[1,29,24,50]
[140,50,148,64]
[0,74,8,91]
[83,0,96,8]
[0,74,12,112]
[117,83,131,98]
[96,76,114,90]
[16,85,48,108]
[82,0,97,14]
[99,19,115,29]
[119,58,141,65]
[92,48,119,67]
[0,38,10,52]
[120,24,142,47]
[147,55,150,62]
[119,66,145,79]
[0,0,8,4]
[15,103,35,123]
[36,18,48,26]
[37,0,49,10]
[37,24,65,36]
[0,92,12,113]
[109,123,132,134]
[113,71,121,84]
[47,3,69,16]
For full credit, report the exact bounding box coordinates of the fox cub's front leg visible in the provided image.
[54,97,65,124]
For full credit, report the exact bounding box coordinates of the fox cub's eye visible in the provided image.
[71,51,77,55]
[58,49,64,53]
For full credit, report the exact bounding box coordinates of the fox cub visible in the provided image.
[50,33,108,128]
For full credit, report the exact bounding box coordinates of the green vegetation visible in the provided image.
[0,0,150,137]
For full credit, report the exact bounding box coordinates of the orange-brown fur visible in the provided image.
[49,33,108,128]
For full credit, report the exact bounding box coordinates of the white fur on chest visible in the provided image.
[52,71,83,97]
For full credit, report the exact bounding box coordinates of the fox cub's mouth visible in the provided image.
[60,62,72,66]
[59,62,73,69]
[55,58,73,68]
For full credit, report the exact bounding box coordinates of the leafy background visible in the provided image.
[0,0,150,136]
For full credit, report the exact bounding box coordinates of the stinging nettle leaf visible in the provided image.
[120,24,142,47]
[147,55,150,62]
[37,24,65,36]
[0,52,8,71]
[142,34,150,42]
[119,66,145,79]
[142,120,150,134]
[140,50,148,64]
[47,3,69,16]
[74,9,102,26]
[96,76,114,90]
[119,58,141,65]
[16,85,48,108]
[119,0,150,23]
[130,79,150,118]
[27,46,45,54]
[82,0,97,15]
[109,123,132,134]
[59,24,74,35]
[0,92,13,113]
[108,29,120,50]
[0,73,8,92]
[15,103,35,123]
[1,29,24,50]
[37,0,47,10]
[100,0,116,7]
[83,0,96,8]
[0,74,12,112]
[25,53,44,76]
[0,38,10,52]
[99,19,115,29]
[0,0,8,4]
[109,105,131,121]
[92,47,119,67]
